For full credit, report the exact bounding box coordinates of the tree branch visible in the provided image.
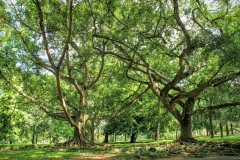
[0,71,49,116]
[57,0,73,68]
[190,102,240,115]
[33,0,56,70]
[89,84,150,120]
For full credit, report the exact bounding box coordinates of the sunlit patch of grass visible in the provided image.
[196,135,240,141]
[0,148,82,160]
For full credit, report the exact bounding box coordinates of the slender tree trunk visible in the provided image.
[230,123,234,135]
[124,134,127,141]
[35,133,38,144]
[130,133,137,143]
[32,130,35,145]
[226,123,229,136]
[219,122,223,138]
[32,125,37,145]
[175,127,178,140]
[90,120,95,142]
[114,133,116,142]
[206,126,209,137]
[209,112,214,138]
[155,121,160,141]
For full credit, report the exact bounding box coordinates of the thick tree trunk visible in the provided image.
[62,126,89,147]
[174,98,196,142]
[176,114,196,142]
[130,133,137,143]
[61,113,91,147]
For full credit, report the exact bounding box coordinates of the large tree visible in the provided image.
[92,0,240,141]
[1,0,240,145]
[0,0,148,147]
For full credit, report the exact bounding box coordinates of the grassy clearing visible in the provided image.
[0,147,115,160]
[0,135,240,160]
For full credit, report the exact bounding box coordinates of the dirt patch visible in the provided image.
[72,154,115,160]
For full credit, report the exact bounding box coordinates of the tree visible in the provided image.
[0,0,148,147]
[92,0,240,141]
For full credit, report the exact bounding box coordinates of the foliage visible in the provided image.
[0,0,239,144]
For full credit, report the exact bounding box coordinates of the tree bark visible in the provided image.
[130,133,137,143]
[103,133,109,143]
[155,121,160,141]
[219,122,223,138]
[90,120,95,142]
[226,123,229,136]
[177,117,196,142]
[32,126,36,145]
[206,126,209,137]
[62,112,91,147]
[175,98,197,142]
[209,112,214,138]
[230,123,234,135]
[63,126,89,147]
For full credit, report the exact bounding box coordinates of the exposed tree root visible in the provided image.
[55,137,94,148]
[175,137,198,143]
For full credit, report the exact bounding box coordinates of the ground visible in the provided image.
[1,140,240,159]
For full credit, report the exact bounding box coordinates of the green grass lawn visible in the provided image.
[0,135,240,160]
[0,148,82,160]
[196,134,240,141]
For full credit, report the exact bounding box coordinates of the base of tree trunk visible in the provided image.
[55,137,94,147]
[175,137,198,143]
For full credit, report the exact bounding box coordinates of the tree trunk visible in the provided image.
[209,111,214,138]
[206,126,209,136]
[177,118,196,142]
[35,133,38,144]
[155,121,160,141]
[219,122,223,138]
[103,133,109,143]
[174,98,196,142]
[230,123,234,135]
[62,115,91,147]
[130,133,137,143]
[32,128,35,145]
[90,120,95,142]
[226,123,229,136]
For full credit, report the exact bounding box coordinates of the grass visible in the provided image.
[0,135,240,160]
[0,148,81,160]
[196,134,240,141]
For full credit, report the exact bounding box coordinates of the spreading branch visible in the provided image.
[89,84,150,120]
[190,102,240,115]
